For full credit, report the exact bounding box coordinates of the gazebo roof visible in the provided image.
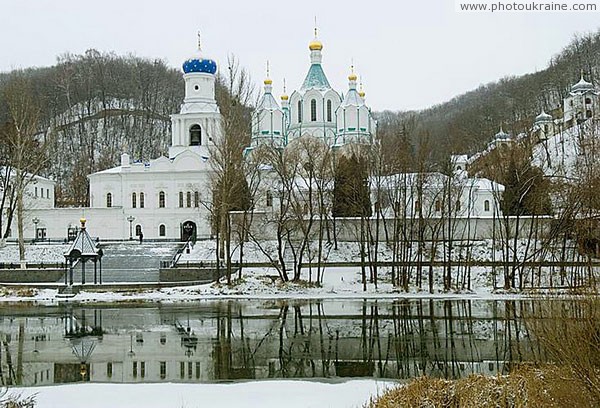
[64,218,102,260]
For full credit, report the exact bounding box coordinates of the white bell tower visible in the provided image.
[169,33,222,159]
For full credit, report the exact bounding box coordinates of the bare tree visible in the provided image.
[0,73,52,262]
[209,55,254,284]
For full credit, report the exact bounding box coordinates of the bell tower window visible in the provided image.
[190,124,201,146]
[327,100,332,122]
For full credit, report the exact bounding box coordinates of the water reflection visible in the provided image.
[0,299,539,386]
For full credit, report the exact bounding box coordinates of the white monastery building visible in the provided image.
[8,32,508,242]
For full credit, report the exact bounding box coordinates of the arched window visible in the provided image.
[326,100,332,122]
[140,192,145,208]
[266,191,273,207]
[194,191,199,208]
[435,200,441,212]
[484,200,490,212]
[159,191,165,208]
[186,191,192,208]
[159,224,166,237]
[297,100,303,123]
[106,193,112,208]
[135,225,142,236]
[190,124,201,146]
[586,97,592,104]
[132,192,137,208]
[587,110,593,118]
[310,99,317,122]
[455,199,461,211]
[179,192,184,208]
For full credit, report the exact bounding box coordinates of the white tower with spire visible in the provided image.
[533,109,553,142]
[247,63,285,152]
[334,67,376,147]
[169,33,222,159]
[563,71,598,127]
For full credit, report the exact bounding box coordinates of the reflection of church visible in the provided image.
[0,302,533,387]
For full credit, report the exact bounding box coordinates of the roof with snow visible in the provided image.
[64,219,102,259]
[571,75,596,94]
[0,167,56,184]
[89,150,211,178]
[494,128,510,140]
[535,110,553,123]
[340,88,364,108]
[300,64,332,91]
[257,89,281,112]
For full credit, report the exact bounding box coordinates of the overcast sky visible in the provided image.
[1,0,599,111]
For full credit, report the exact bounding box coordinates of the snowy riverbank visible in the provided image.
[9,379,396,408]
[0,265,536,304]
[0,240,590,303]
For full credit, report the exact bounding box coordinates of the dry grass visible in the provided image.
[0,287,38,297]
[523,295,600,403]
[365,365,594,408]
[368,295,600,407]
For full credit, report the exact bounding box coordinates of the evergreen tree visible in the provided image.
[332,153,372,217]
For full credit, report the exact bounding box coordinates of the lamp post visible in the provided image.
[128,333,135,357]
[127,216,135,240]
[32,217,39,242]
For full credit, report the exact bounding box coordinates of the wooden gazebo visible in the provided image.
[64,218,103,285]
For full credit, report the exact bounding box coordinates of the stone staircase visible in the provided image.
[65,242,182,283]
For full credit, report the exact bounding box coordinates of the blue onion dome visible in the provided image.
[182,33,217,74]
[182,57,217,74]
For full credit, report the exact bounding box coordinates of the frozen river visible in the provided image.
[0,298,540,388]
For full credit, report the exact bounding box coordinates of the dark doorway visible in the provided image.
[181,221,197,242]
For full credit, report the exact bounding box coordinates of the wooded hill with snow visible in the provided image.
[2,31,600,204]
[377,30,600,159]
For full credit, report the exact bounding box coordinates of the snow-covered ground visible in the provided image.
[10,379,395,408]
[0,265,530,304]
[0,240,590,303]
[0,243,69,263]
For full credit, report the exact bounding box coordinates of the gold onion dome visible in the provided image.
[348,72,357,81]
[309,39,323,51]
[264,78,273,85]
[359,90,365,98]
[281,94,289,101]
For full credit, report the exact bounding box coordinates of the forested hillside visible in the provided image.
[0,51,185,206]
[1,29,600,205]
[376,29,600,159]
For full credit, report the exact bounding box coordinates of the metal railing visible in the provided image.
[162,237,193,268]
[0,262,66,270]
